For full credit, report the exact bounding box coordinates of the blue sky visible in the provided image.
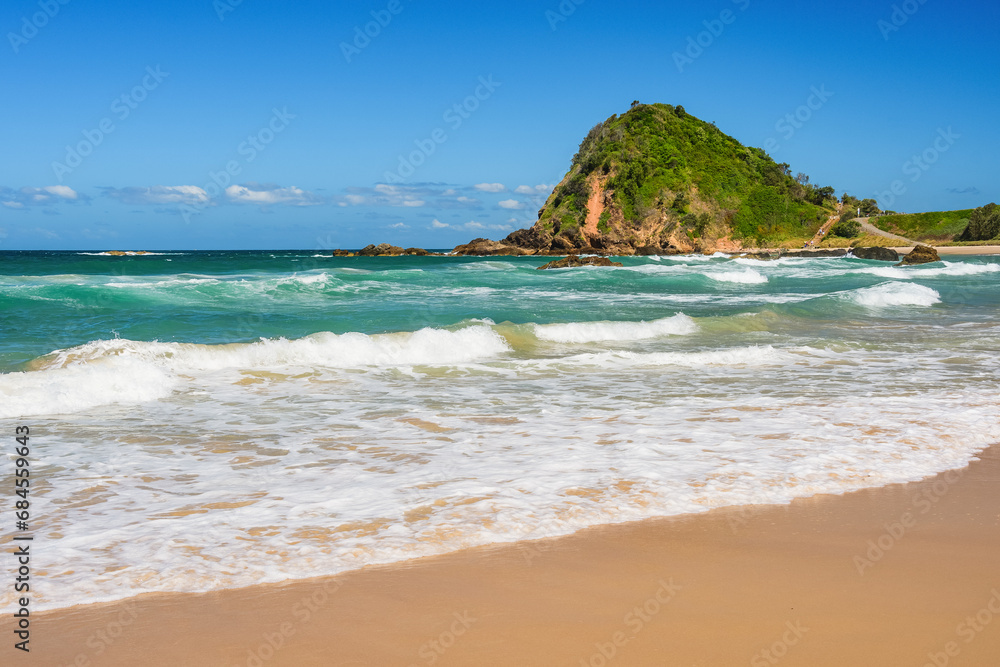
[1,0,997,250]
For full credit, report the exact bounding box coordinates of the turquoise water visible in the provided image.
[2,250,1000,610]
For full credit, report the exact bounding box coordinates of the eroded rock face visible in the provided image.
[634,245,662,256]
[897,244,940,266]
[503,227,550,250]
[851,246,900,262]
[536,255,624,270]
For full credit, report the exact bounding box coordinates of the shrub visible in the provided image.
[597,211,611,232]
[831,220,862,238]
[957,203,1000,241]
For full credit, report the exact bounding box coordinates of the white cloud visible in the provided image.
[345,184,434,208]
[1,185,86,207]
[456,196,478,204]
[105,185,209,206]
[41,185,79,200]
[498,199,524,210]
[515,184,552,195]
[474,183,506,193]
[388,222,410,229]
[430,218,513,232]
[442,189,457,196]
[226,184,323,206]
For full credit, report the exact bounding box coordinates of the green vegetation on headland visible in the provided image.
[448,102,996,256]
[872,209,974,243]
[456,102,839,256]
[956,203,1000,242]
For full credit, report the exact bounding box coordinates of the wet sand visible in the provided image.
[13,445,1000,666]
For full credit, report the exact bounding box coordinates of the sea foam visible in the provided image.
[1,326,512,417]
[850,282,941,308]
[704,268,769,284]
[533,314,697,343]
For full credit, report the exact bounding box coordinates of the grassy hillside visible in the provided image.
[523,102,836,252]
[872,209,974,242]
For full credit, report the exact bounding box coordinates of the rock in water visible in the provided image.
[783,249,849,258]
[357,243,405,256]
[897,245,940,266]
[852,246,900,262]
[452,238,530,256]
[537,255,623,270]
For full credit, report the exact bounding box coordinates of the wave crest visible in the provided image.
[850,282,941,307]
[533,314,697,343]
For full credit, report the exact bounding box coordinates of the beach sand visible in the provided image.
[13,445,1000,666]
[893,245,1000,256]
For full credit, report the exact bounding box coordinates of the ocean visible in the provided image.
[2,249,999,611]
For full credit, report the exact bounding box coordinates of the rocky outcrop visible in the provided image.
[897,245,940,266]
[503,228,550,251]
[537,255,624,270]
[357,243,404,256]
[782,249,849,258]
[741,249,848,260]
[851,246,900,262]
[452,238,532,256]
[451,102,839,259]
[353,244,436,256]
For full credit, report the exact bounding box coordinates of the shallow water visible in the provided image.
[2,250,999,610]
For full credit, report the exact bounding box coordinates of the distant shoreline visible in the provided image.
[5,245,1000,256]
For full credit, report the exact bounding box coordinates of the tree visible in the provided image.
[859,198,880,217]
[810,186,836,205]
[958,203,1000,241]
[831,220,862,238]
[795,172,810,186]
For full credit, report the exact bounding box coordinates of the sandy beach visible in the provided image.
[12,444,998,666]
[893,245,1000,256]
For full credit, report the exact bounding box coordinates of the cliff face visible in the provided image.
[457,103,835,255]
